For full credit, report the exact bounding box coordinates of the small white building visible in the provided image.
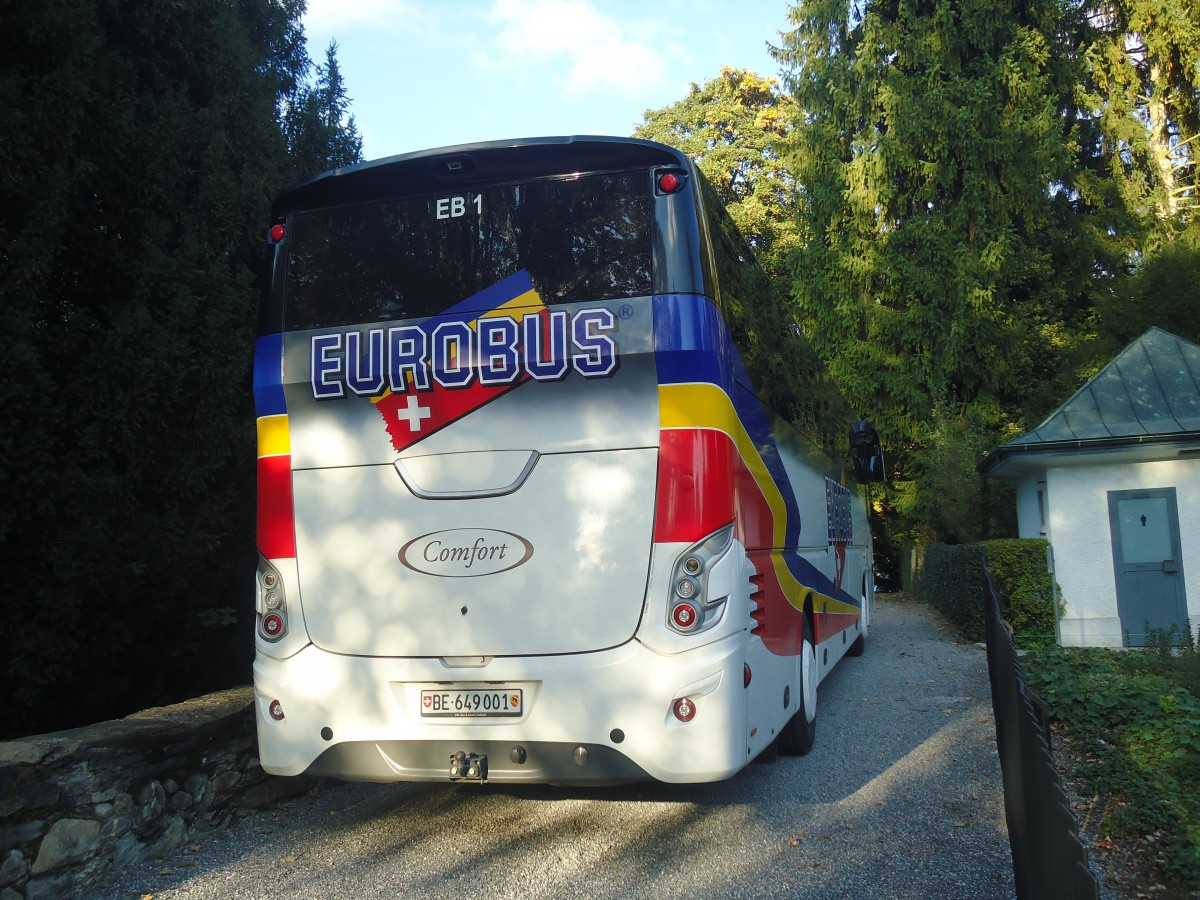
[980,327,1200,647]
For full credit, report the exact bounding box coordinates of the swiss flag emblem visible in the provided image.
[371,273,547,453]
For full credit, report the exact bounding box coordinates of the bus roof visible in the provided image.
[273,136,691,216]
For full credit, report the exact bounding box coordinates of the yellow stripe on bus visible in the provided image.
[471,289,545,328]
[659,383,787,549]
[257,414,290,458]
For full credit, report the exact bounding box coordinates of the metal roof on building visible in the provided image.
[981,327,1200,475]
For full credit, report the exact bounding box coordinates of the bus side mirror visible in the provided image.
[849,420,885,483]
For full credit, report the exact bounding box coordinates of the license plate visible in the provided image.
[420,688,523,718]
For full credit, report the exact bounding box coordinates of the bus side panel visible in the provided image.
[653,296,864,657]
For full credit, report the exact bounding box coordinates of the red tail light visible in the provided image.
[653,430,734,545]
[672,698,697,722]
[657,172,683,193]
[671,600,701,630]
[262,613,285,638]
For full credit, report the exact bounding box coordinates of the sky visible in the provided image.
[302,0,796,161]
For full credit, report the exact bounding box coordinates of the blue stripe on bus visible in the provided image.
[652,294,737,388]
[253,333,288,418]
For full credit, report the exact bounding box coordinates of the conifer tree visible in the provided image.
[775,3,1094,438]
[0,0,310,736]
[772,0,1096,541]
[285,40,365,179]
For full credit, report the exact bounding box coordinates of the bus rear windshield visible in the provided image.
[284,170,653,331]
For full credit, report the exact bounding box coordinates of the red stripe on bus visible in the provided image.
[653,429,735,544]
[257,455,296,559]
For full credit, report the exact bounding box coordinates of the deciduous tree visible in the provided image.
[635,67,802,278]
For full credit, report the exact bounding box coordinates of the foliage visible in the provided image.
[1092,239,1200,349]
[284,39,364,180]
[893,390,1016,545]
[912,539,1057,641]
[911,543,989,641]
[635,68,802,278]
[980,538,1058,638]
[1072,0,1200,246]
[0,0,356,738]
[772,0,1096,459]
[1023,638,1200,890]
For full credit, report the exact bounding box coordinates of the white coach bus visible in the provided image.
[252,136,882,784]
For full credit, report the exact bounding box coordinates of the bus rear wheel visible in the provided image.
[779,616,816,756]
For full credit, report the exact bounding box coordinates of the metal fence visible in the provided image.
[982,566,1101,900]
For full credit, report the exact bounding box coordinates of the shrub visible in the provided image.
[1023,642,1200,890]
[980,538,1059,639]
[911,539,1060,642]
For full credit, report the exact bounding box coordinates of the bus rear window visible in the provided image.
[284,171,653,330]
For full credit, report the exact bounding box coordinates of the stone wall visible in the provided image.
[0,687,313,899]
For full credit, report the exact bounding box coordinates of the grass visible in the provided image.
[1021,627,1200,894]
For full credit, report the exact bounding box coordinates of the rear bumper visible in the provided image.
[253,633,749,784]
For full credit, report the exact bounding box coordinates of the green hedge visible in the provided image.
[981,539,1060,637]
[912,539,1059,642]
[912,544,989,640]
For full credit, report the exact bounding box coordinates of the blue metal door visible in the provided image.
[1108,488,1188,647]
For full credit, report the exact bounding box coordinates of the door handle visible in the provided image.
[1163,559,1179,574]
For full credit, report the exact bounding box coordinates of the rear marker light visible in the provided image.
[744,664,752,688]
[262,613,285,637]
[269,699,285,721]
[673,698,696,722]
[268,223,285,242]
[657,172,683,193]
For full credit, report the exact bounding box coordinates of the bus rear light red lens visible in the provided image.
[673,697,696,722]
[262,613,285,637]
[744,664,752,688]
[269,223,285,242]
[671,601,700,630]
[658,172,682,193]
[269,699,285,721]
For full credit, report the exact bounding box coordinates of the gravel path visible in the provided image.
[99,596,1016,899]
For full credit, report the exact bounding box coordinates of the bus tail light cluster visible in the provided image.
[257,558,288,642]
[666,524,734,635]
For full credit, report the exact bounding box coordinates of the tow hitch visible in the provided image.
[449,751,488,782]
